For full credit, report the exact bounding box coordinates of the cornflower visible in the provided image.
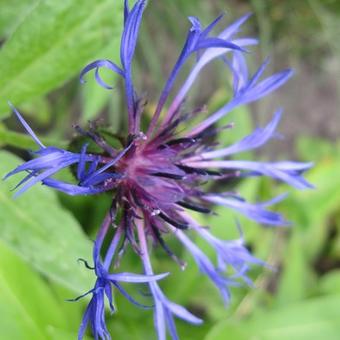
[5,1,312,339]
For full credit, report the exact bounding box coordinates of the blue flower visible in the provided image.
[76,270,166,340]
[74,214,169,340]
[6,1,313,339]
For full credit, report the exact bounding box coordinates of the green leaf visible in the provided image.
[0,123,67,150]
[205,321,249,340]
[206,295,340,340]
[20,97,52,125]
[283,157,340,262]
[0,151,94,294]
[49,283,85,332]
[296,136,336,162]
[275,233,316,306]
[319,270,340,295]
[248,295,340,340]
[0,240,69,340]
[0,0,38,38]
[0,0,123,118]
[273,158,340,305]
[47,327,92,340]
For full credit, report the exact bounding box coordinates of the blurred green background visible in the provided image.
[0,0,339,339]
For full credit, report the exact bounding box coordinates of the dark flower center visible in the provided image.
[114,138,188,214]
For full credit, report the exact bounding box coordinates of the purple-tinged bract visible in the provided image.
[6,1,312,339]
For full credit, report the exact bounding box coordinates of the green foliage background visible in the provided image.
[0,1,339,339]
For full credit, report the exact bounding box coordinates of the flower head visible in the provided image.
[6,1,312,339]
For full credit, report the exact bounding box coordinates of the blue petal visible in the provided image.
[149,281,202,337]
[13,160,77,197]
[80,172,122,187]
[5,148,78,179]
[79,59,125,89]
[166,300,203,324]
[230,51,249,93]
[185,159,313,189]
[219,13,252,39]
[42,178,103,196]
[185,217,266,284]
[124,0,130,24]
[193,37,245,52]
[8,102,45,149]
[154,299,166,340]
[148,13,245,135]
[188,16,202,32]
[77,143,89,181]
[246,57,270,90]
[225,109,282,154]
[197,109,282,159]
[112,282,152,309]
[165,310,179,340]
[240,69,294,104]
[87,158,99,177]
[120,0,146,69]
[201,13,224,37]
[204,194,289,226]
[187,64,292,137]
[104,283,115,313]
[120,0,146,124]
[107,272,169,283]
[80,142,132,186]
[78,302,91,340]
[9,171,37,190]
[174,229,232,303]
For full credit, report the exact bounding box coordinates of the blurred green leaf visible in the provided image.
[0,0,123,118]
[0,123,67,150]
[47,327,92,340]
[205,321,249,340]
[0,151,93,294]
[319,270,340,295]
[20,97,52,125]
[206,295,340,340]
[287,157,340,261]
[49,283,85,332]
[249,294,340,340]
[273,155,340,304]
[297,136,337,162]
[275,233,316,306]
[0,0,38,38]
[0,240,68,340]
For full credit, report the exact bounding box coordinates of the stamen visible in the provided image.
[176,164,222,176]
[158,212,189,230]
[150,224,186,269]
[112,282,154,309]
[125,217,141,254]
[73,125,117,157]
[193,122,235,140]
[151,172,185,180]
[66,288,95,302]
[177,201,212,214]
[77,258,95,270]
[166,137,197,146]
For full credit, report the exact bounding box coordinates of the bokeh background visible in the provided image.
[0,0,339,339]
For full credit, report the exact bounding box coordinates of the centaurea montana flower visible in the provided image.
[5,1,313,339]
